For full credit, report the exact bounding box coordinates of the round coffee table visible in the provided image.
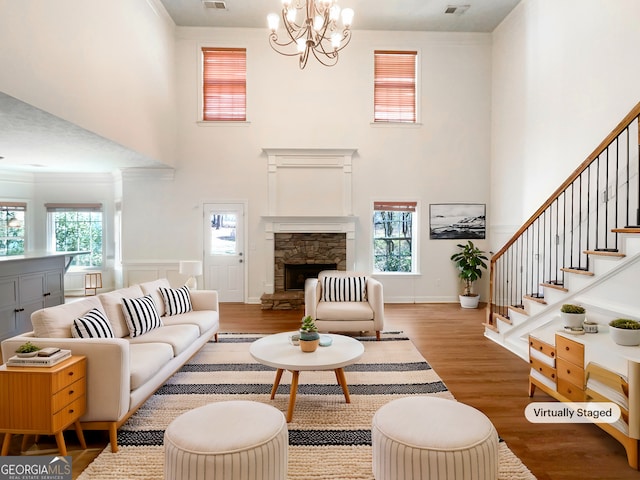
[249,332,365,422]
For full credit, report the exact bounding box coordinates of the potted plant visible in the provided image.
[450,240,488,309]
[299,315,320,352]
[15,341,40,358]
[608,318,640,346]
[560,304,586,329]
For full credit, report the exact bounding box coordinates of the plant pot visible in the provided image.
[609,326,640,346]
[459,294,480,309]
[299,338,320,352]
[561,312,586,329]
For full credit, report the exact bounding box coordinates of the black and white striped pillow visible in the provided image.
[159,285,193,316]
[121,295,162,337]
[72,308,114,338]
[322,276,367,302]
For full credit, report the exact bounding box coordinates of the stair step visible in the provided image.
[584,250,625,257]
[483,322,499,332]
[561,267,595,276]
[523,294,546,305]
[494,313,512,325]
[613,227,640,234]
[540,282,569,292]
[509,305,528,316]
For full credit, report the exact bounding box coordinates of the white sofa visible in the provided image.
[304,270,384,340]
[0,278,219,452]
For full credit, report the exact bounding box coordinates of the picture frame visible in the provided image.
[429,203,486,240]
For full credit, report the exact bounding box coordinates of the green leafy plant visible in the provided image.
[450,241,488,296]
[15,341,40,353]
[609,318,640,330]
[561,304,586,314]
[300,315,318,333]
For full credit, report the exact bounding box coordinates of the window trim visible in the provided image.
[200,46,247,122]
[372,200,420,274]
[373,50,420,125]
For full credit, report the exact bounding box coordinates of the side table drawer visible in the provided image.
[529,337,556,361]
[557,358,584,388]
[51,395,85,433]
[558,378,585,402]
[52,377,86,414]
[556,336,584,368]
[530,357,557,383]
[51,358,86,392]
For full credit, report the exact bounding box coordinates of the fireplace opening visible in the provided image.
[285,263,337,291]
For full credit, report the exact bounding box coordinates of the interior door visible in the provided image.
[203,203,245,302]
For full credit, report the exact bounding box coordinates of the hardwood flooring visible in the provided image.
[6,303,640,479]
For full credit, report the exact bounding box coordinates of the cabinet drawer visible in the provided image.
[557,358,584,388]
[556,335,584,368]
[51,395,85,433]
[530,357,557,382]
[52,377,86,414]
[529,336,556,360]
[51,359,86,392]
[558,378,585,402]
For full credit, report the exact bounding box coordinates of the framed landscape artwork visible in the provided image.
[429,203,486,240]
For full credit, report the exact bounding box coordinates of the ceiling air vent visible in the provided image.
[445,5,471,14]
[203,1,227,9]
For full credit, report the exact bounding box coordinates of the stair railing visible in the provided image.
[489,102,640,327]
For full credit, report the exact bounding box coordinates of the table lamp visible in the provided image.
[179,260,203,290]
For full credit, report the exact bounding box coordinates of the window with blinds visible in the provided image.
[374,50,418,123]
[46,203,103,267]
[373,201,418,273]
[202,47,247,121]
[0,202,26,256]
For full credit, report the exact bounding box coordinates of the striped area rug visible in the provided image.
[78,333,535,479]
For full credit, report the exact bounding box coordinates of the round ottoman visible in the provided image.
[372,396,498,480]
[164,400,288,480]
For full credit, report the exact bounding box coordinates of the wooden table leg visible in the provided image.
[1,433,11,456]
[335,368,351,403]
[286,370,300,423]
[270,368,284,400]
[74,421,87,450]
[54,431,67,456]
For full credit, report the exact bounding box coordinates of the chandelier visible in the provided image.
[267,0,354,69]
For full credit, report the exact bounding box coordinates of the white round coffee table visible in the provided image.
[249,332,365,422]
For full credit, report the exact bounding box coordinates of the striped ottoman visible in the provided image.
[372,396,498,480]
[164,400,288,480]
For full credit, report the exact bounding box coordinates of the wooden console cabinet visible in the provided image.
[529,328,640,469]
[0,355,87,456]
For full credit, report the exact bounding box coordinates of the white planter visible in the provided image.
[609,326,640,346]
[459,294,480,309]
[561,312,585,329]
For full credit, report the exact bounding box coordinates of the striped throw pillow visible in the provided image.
[322,276,367,302]
[159,285,193,316]
[121,295,162,337]
[72,308,114,338]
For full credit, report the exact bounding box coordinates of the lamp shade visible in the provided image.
[179,260,203,277]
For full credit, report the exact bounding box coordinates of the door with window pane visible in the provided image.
[203,203,244,302]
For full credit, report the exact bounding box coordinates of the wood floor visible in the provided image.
[7,303,640,479]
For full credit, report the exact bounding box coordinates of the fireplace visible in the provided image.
[285,263,337,291]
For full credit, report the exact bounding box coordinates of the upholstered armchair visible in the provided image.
[304,270,384,340]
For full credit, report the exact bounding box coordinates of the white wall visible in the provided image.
[119,27,493,303]
[0,0,177,167]
[491,0,640,251]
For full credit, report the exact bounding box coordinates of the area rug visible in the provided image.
[78,333,535,479]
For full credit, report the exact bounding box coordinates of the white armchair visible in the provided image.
[304,270,384,340]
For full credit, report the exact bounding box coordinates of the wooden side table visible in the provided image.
[0,355,87,456]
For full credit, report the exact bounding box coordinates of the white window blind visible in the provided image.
[374,50,418,123]
[202,47,247,121]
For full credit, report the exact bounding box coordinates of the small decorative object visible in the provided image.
[560,304,586,329]
[583,321,598,334]
[288,333,300,346]
[450,240,488,309]
[319,335,333,347]
[609,318,640,346]
[15,341,41,358]
[299,315,320,352]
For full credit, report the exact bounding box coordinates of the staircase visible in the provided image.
[485,102,640,358]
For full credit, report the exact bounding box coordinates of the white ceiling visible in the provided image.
[0,0,521,174]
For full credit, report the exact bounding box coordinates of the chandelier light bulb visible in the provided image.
[267,0,354,69]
